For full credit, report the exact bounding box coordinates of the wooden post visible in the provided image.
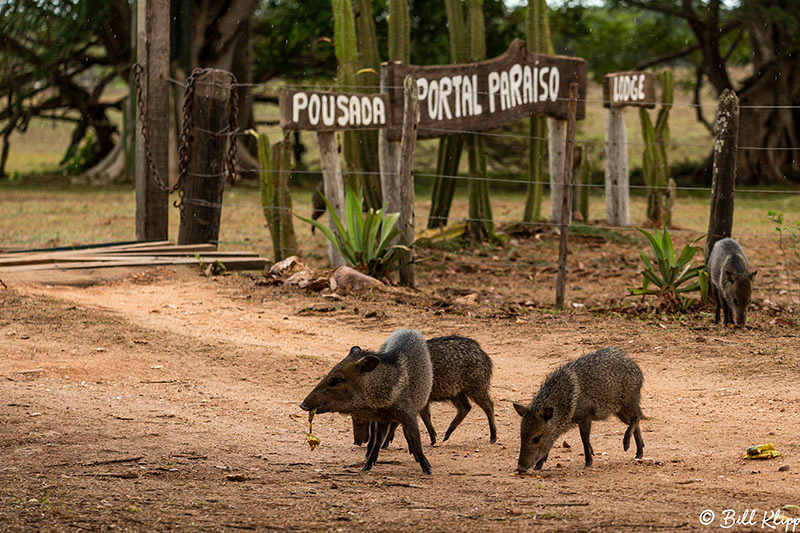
[178,70,232,245]
[548,117,568,224]
[706,89,740,262]
[604,107,629,226]
[398,76,419,287]
[317,131,347,267]
[379,64,402,214]
[555,83,579,310]
[135,0,170,241]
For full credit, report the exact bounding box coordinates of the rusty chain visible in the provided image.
[132,64,240,209]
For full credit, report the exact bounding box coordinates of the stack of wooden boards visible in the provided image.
[0,240,267,273]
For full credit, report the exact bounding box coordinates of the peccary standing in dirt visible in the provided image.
[352,335,497,447]
[708,238,757,328]
[310,180,326,234]
[299,329,434,474]
[513,347,644,473]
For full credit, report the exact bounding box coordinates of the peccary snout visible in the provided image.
[514,404,554,473]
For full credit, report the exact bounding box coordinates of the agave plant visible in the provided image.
[295,186,409,279]
[629,227,709,311]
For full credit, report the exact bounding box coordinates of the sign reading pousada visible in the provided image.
[384,39,587,140]
[602,71,656,109]
[280,90,390,131]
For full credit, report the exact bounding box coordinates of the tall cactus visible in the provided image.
[254,131,297,262]
[388,0,410,64]
[352,0,382,209]
[427,0,469,229]
[522,0,554,223]
[639,69,674,227]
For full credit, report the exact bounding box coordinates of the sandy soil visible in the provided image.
[1,231,799,532]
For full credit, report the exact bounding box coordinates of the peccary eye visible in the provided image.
[532,435,541,444]
[328,377,343,387]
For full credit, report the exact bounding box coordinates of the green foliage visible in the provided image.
[639,70,674,228]
[767,210,800,289]
[252,130,297,262]
[296,187,409,279]
[629,227,708,311]
[194,254,227,276]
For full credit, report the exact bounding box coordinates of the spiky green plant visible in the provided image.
[252,130,297,262]
[522,0,554,223]
[629,227,708,311]
[388,0,410,63]
[296,186,409,279]
[639,69,674,228]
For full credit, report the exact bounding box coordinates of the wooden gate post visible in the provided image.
[548,117,568,224]
[317,131,347,267]
[555,83,579,310]
[379,63,402,214]
[135,0,170,241]
[604,107,629,226]
[178,70,232,245]
[706,89,740,261]
[398,76,420,287]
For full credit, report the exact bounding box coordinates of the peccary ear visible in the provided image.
[513,402,529,417]
[349,346,362,357]
[750,270,758,280]
[359,355,381,373]
[541,407,554,422]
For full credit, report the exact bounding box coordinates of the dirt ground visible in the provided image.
[2,230,799,532]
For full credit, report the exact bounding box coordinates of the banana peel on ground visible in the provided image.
[743,443,781,460]
[306,409,320,451]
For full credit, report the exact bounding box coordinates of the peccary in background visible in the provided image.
[299,329,434,474]
[513,347,644,473]
[352,335,497,447]
[310,180,326,234]
[708,238,757,328]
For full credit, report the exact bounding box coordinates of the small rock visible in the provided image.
[269,256,304,277]
[20,334,29,340]
[226,473,249,482]
[330,267,383,294]
[455,293,479,306]
[779,465,790,472]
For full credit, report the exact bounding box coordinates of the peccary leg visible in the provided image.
[365,421,379,460]
[579,419,594,467]
[443,393,472,442]
[533,453,549,470]
[714,289,722,324]
[722,298,732,326]
[381,422,399,449]
[363,422,390,472]
[419,404,438,446]
[633,425,644,459]
[397,412,432,475]
[469,391,497,444]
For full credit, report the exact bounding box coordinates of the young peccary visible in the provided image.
[708,238,757,328]
[352,335,497,447]
[299,329,434,474]
[310,180,326,234]
[513,347,644,473]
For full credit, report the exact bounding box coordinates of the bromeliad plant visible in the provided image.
[296,186,409,279]
[629,227,709,311]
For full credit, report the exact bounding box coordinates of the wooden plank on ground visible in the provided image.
[0,251,260,268]
[0,256,266,273]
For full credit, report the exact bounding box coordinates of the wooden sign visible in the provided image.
[603,71,656,109]
[384,39,587,140]
[280,89,390,131]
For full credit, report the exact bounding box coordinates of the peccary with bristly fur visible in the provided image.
[513,347,644,473]
[708,238,757,328]
[352,335,497,447]
[299,329,434,474]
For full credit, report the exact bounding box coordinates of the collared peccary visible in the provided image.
[310,180,326,234]
[708,238,757,328]
[513,347,644,473]
[299,329,434,474]
[352,335,497,447]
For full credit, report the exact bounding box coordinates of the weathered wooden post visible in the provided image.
[398,76,420,287]
[602,71,656,226]
[706,89,740,262]
[548,117,567,224]
[555,83,579,310]
[379,63,402,216]
[178,69,233,246]
[317,131,347,267]
[135,0,170,241]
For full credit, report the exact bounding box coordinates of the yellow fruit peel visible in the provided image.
[306,409,320,451]
[743,443,781,460]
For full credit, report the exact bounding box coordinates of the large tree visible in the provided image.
[614,0,800,184]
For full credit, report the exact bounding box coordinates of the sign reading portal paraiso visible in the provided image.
[602,71,656,109]
[280,39,588,137]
